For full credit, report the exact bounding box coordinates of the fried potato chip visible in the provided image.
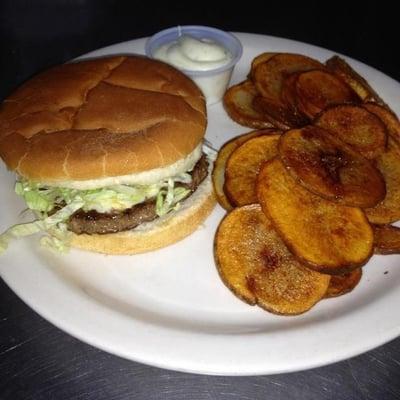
[363,102,400,143]
[257,158,374,274]
[214,204,330,315]
[373,224,400,254]
[324,268,362,298]
[294,69,359,119]
[212,129,275,210]
[315,104,387,159]
[250,52,276,78]
[281,72,300,112]
[326,55,387,106]
[279,126,386,207]
[223,80,276,129]
[224,134,280,206]
[252,95,308,129]
[366,137,400,224]
[253,53,325,102]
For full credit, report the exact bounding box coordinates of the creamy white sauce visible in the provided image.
[153,34,234,105]
[153,35,232,71]
[40,144,203,190]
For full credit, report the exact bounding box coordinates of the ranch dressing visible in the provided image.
[153,34,234,104]
[153,35,232,71]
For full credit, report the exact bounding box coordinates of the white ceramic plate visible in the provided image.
[1,33,400,376]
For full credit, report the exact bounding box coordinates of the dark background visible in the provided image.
[1,1,400,399]
[1,1,400,100]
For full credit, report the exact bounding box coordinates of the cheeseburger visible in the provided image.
[0,55,216,254]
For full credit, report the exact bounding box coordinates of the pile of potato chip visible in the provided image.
[213,52,400,315]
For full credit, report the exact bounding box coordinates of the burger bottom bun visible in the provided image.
[69,172,216,255]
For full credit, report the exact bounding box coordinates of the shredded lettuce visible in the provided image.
[40,234,70,253]
[156,181,190,216]
[0,173,192,254]
[0,199,84,253]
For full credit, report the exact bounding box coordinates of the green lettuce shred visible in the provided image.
[0,174,192,254]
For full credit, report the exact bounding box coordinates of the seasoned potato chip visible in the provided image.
[250,52,276,78]
[224,134,280,206]
[214,204,330,315]
[315,104,387,159]
[223,80,276,129]
[363,102,400,143]
[366,137,400,224]
[252,95,308,129]
[279,126,386,207]
[212,129,275,210]
[324,269,362,298]
[253,53,325,102]
[325,55,387,106]
[257,159,374,274]
[373,224,400,254]
[294,70,359,119]
[281,72,299,107]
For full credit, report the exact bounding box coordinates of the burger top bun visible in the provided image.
[0,56,207,185]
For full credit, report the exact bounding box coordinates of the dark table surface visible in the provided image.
[1,2,400,399]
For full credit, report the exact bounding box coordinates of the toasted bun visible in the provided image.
[0,56,206,184]
[69,169,216,254]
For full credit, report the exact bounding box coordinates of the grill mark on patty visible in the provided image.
[67,154,209,235]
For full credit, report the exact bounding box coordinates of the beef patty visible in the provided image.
[67,154,209,235]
